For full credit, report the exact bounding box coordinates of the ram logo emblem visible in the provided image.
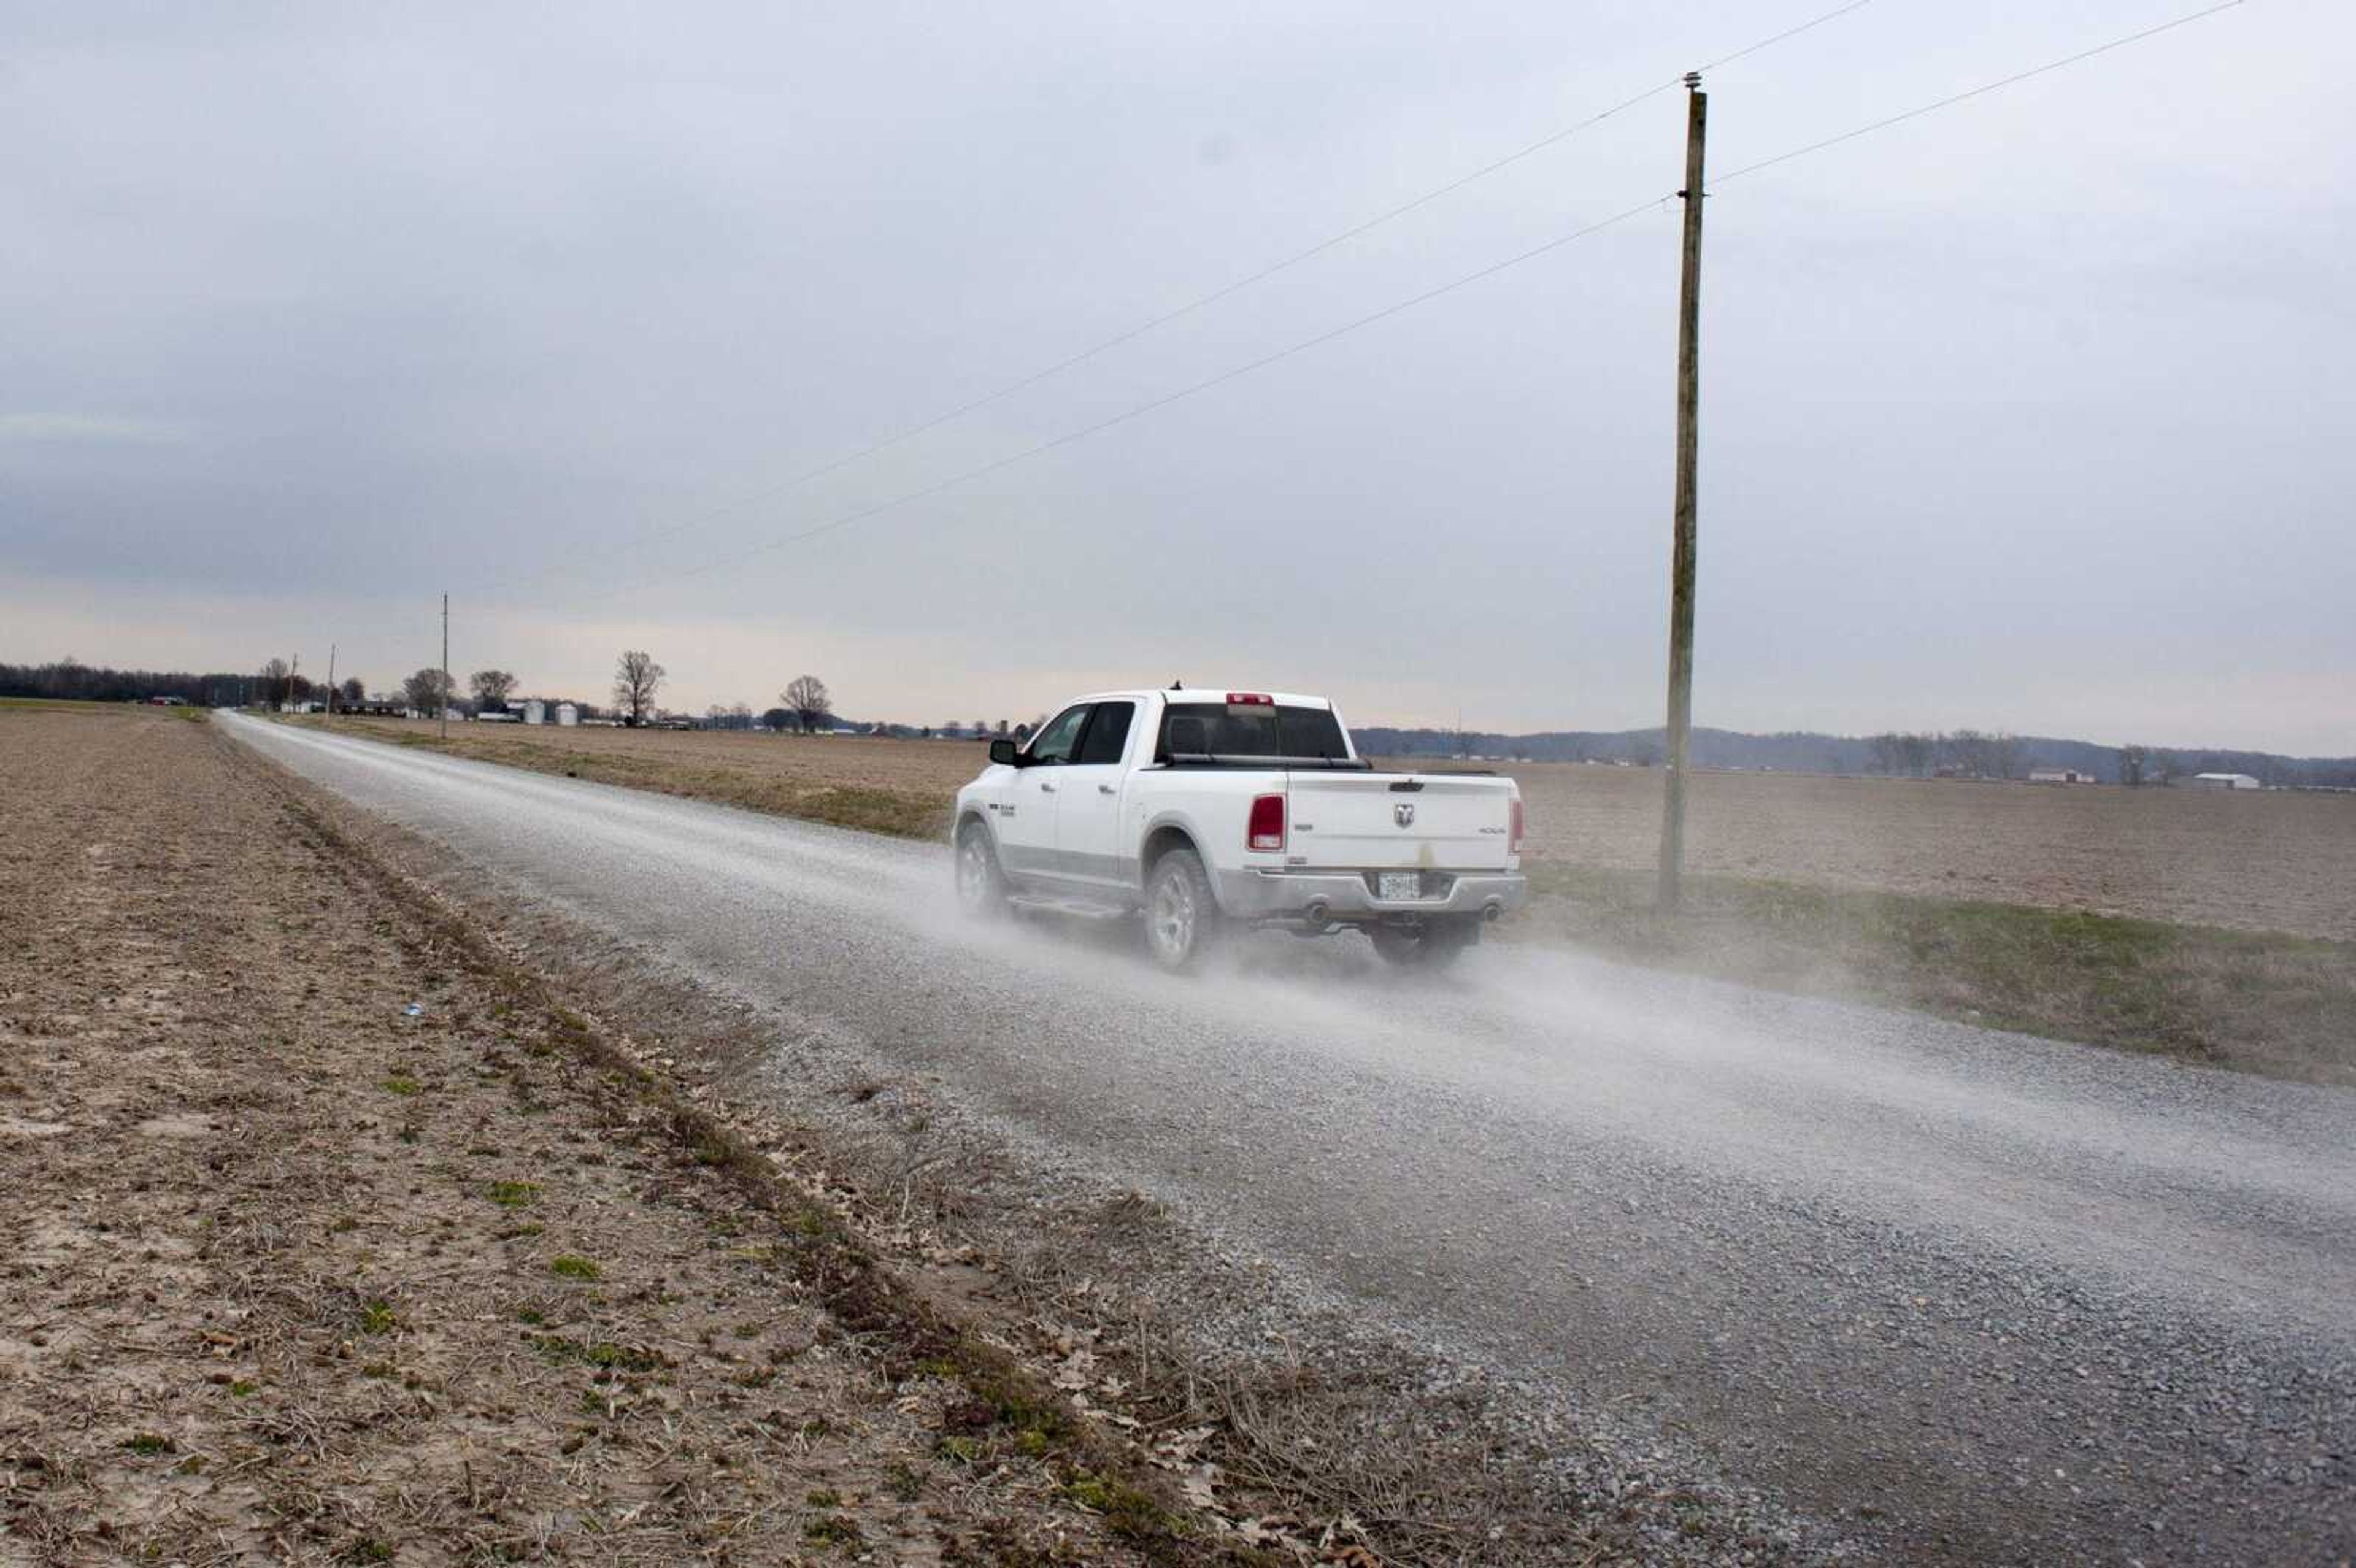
[1393,802,1415,828]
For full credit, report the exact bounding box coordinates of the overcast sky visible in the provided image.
[4,1,2350,752]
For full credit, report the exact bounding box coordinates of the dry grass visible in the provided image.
[1524,864,2356,1086]
[287,714,2356,1079]
[306,715,958,839]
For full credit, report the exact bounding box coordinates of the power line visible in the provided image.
[537,0,1882,586]
[1715,0,2246,186]
[574,196,1670,604]
[577,0,2249,607]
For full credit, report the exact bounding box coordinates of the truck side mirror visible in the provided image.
[988,738,1020,767]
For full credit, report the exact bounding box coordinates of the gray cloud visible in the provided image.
[3,1,2349,752]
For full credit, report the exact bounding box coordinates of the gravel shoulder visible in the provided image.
[0,709,1209,1564]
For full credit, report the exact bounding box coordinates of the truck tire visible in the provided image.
[954,821,1009,920]
[1369,916,1479,969]
[1144,847,1222,970]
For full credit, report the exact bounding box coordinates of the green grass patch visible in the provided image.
[547,1254,601,1281]
[486,1180,541,1209]
[379,1075,422,1097]
[1058,1470,1171,1539]
[358,1299,397,1335]
[527,1334,660,1372]
[803,1513,863,1547]
[1523,864,2356,1083]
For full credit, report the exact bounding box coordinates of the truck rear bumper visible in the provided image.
[1214,867,1528,923]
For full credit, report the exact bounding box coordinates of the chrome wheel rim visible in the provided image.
[1150,870,1195,959]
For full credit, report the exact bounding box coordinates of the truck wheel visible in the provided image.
[954,822,1009,920]
[1369,917,1479,969]
[1144,848,1222,970]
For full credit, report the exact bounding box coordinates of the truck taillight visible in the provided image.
[1509,797,1525,853]
[1247,793,1285,853]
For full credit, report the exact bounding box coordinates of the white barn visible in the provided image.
[2189,772,2262,791]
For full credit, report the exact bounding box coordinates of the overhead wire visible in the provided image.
[572,195,1671,604]
[579,0,2250,607]
[533,0,1884,588]
[1716,0,2246,185]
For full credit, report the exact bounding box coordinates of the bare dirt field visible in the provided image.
[0,707,1199,1564]
[1495,763,2356,943]
[317,717,2356,940]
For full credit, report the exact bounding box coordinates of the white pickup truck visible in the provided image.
[952,687,1526,969]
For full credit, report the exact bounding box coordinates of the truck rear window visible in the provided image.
[1156,703,1353,763]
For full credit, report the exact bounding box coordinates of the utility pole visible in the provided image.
[325,643,337,716]
[288,653,299,714]
[440,593,450,743]
[1657,72,1707,912]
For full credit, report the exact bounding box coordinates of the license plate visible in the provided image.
[1377,871,1422,901]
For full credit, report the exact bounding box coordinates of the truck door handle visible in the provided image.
[1039,780,1057,793]
[1098,784,1116,795]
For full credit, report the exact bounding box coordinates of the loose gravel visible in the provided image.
[225,715,2356,1565]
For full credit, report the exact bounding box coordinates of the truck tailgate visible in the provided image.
[1287,772,1514,870]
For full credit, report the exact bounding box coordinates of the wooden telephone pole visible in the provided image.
[1657,72,1707,911]
[325,643,337,715]
[440,594,450,744]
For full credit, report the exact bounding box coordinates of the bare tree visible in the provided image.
[2118,744,2149,787]
[260,657,292,707]
[782,674,831,734]
[339,675,364,705]
[469,669,519,711]
[401,667,451,715]
[613,651,664,726]
[1866,732,1903,775]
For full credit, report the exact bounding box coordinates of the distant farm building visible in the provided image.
[2029,767,2096,785]
[555,703,579,726]
[2189,772,2263,791]
[523,699,545,725]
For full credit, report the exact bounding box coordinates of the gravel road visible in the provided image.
[224,715,2356,1565]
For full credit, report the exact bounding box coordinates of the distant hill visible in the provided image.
[1354,723,2356,790]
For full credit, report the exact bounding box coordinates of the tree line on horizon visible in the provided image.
[1350,721,2356,789]
[10,656,2344,786]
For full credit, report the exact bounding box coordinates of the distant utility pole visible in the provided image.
[440,593,450,743]
[325,643,337,716]
[288,653,299,713]
[1657,72,1707,912]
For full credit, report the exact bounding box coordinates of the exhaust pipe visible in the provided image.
[1304,899,1330,926]
[1482,901,1504,922]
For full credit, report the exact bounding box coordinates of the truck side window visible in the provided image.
[1075,702,1134,766]
[1026,704,1091,765]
